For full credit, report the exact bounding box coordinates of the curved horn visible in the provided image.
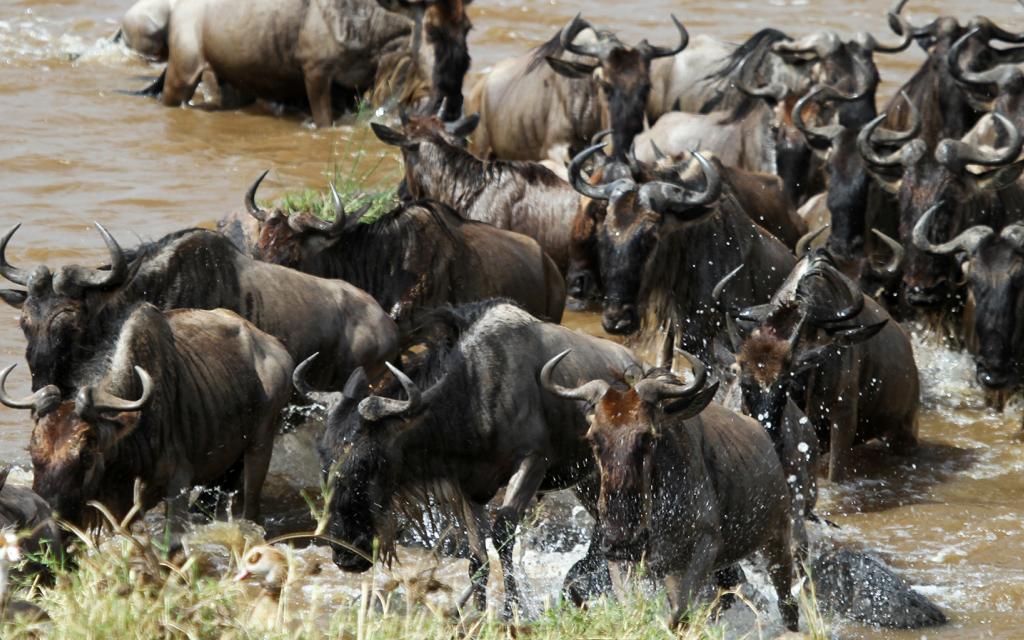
[734,49,787,102]
[870,91,921,144]
[0,224,29,287]
[971,15,1024,44]
[635,351,706,404]
[804,266,864,324]
[539,349,610,403]
[568,143,631,201]
[636,15,688,61]
[639,151,722,214]
[291,185,363,236]
[937,112,1023,169]
[81,366,154,415]
[864,4,913,54]
[62,223,128,290]
[890,0,933,40]
[869,229,904,278]
[0,364,58,411]
[1000,222,1024,253]
[711,264,744,310]
[590,128,613,147]
[560,13,611,61]
[857,112,921,169]
[796,225,829,258]
[292,353,345,406]
[912,203,993,255]
[245,170,269,222]
[358,362,423,421]
[435,96,448,120]
[793,86,846,148]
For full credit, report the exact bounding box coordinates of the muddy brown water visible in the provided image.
[2,1,1024,637]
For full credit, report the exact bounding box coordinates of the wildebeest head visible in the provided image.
[544,14,688,160]
[371,109,481,199]
[244,171,369,268]
[376,0,473,120]
[540,349,716,561]
[302,357,431,572]
[567,144,721,335]
[0,364,152,526]
[913,206,1024,390]
[948,28,1024,117]
[793,85,908,289]
[725,257,886,439]
[0,224,128,392]
[860,109,1024,308]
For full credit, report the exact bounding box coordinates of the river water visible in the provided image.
[1,1,1023,637]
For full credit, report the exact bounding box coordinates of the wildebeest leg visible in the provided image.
[161,40,205,107]
[663,539,717,629]
[455,499,490,611]
[562,525,612,606]
[493,453,547,617]
[713,564,746,613]
[827,411,858,483]
[303,65,333,128]
[766,528,799,631]
[241,436,273,523]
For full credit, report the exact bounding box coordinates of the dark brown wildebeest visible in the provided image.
[0,303,293,528]
[304,300,641,615]
[466,14,687,164]
[882,0,1024,145]
[245,174,566,324]
[0,467,61,567]
[727,249,919,482]
[541,355,797,631]
[913,205,1024,402]
[859,110,1024,310]
[949,28,1024,136]
[566,146,806,308]
[372,113,580,271]
[155,0,472,126]
[792,84,912,296]
[0,224,397,393]
[567,144,794,360]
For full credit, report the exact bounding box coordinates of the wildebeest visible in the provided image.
[466,14,687,163]
[859,110,1024,310]
[0,304,293,528]
[156,0,471,125]
[0,467,61,565]
[792,84,911,295]
[116,0,176,60]
[306,300,639,614]
[245,174,566,324]
[541,355,797,630]
[913,205,1024,400]
[0,224,397,393]
[728,250,919,481]
[949,28,1024,138]
[567,144,794,360]
[566,146,806,308]
[372,113,580,271]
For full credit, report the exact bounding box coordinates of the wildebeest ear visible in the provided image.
[663,380,719,418]
[0,289,26,309]
[371,123,411,148]
[546,56,598,79]
[827,319,887,346]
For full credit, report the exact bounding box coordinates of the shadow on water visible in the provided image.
[824,441,980,516]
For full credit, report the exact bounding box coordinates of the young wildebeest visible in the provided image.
[0,224,397,393]
[0,303,293,528]
[541,353,798,630]
[302,300,640,615]
[567,144,794,360]
[727,250,919,482]
[245,174,565,325]
[155,0,471,125]
[913,206,1024,410]
[466,14,686,164]
[372,113,580,271]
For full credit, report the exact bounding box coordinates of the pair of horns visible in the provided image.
[0,363,152,416]
[912,203,1024,257]
[561,13,687,62]
[246,171,368,236]
[539,348,708,407]
[292,354,428,422]
[1,223,126,293]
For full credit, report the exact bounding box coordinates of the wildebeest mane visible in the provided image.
[699,29,792,122]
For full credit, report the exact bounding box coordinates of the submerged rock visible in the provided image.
[811,547,947,629]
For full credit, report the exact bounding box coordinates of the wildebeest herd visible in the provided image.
[4,0,1024,632]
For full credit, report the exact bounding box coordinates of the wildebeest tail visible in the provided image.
[122,68,166,98]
